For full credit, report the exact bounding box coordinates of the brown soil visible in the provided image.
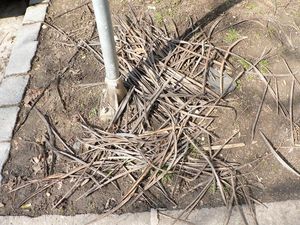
[1,0,300,218]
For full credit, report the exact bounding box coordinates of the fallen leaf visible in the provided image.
[24,88,43,107]
[105,198,116,210]
[32,157,40,164]
[31,157,43,175]
[20,203,32,209]
[57,181,63,190]
[32,164,42,175]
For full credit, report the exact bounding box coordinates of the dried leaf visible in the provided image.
[20,203,32,209]
[32,157,40,164]
[32,164,42,175]
[24,88,43,107]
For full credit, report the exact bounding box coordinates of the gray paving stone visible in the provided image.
[5,41,38,76]
[1,200,300,225]
[29,0,49,5]
[0,107,19,142]
[23,4,48,25]
[0,75,29,106]
[0,142,10,183]
[15,23,41,46]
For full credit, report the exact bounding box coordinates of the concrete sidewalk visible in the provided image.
[0,0,27,82]
[0,16,23,82]
[1,199,299,225]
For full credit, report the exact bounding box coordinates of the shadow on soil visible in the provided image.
[126,0,243,88]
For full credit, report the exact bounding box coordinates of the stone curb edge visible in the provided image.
[1,199,300,225]
[0,0,49,182]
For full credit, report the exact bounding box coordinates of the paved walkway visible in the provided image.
[0,17,23,82]
[1,199,300,225]
[0,0,27,82]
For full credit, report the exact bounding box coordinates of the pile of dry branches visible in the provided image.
[15,15,259,224]
[80,15,257,223]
